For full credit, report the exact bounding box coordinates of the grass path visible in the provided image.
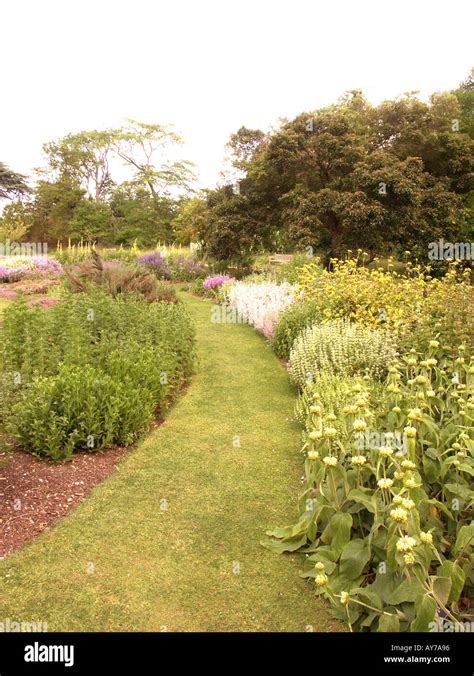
[0,293,342,632]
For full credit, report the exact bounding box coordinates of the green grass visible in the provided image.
[0,293,343,632]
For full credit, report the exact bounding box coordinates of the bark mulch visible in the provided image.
[0,445,130,559]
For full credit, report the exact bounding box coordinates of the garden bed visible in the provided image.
[0,445,130,558]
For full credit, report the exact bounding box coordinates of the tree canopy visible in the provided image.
[200,76,473,264]
[0,162,29,200]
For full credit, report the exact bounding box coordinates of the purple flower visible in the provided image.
[0,256,62,282]
[0,264,30,282]
[136,251,170,278]
[203,275,233,289]
[27,256,62,273]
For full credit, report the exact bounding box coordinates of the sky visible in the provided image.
[1,0,472,191]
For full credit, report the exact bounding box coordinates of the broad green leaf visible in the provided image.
[350,587,383,610]
[456,463,474,477]
[410,594,437,632]
[386,579,424,605]
[260,533,307,553]
[453,522,474,556]
[431,576,452,607]
[346,488,376,513]
[360,611,379,629]
[378,613,400,632]
[437,561,466,603]
[444,483,471,500]
[329,512,353,555]
[339,538,371,580]
[424,498,454,521]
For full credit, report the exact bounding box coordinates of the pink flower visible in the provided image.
[203,275,232,289]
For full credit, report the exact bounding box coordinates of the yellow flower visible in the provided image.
[351,455,367,466]
[323,427,338,438]
[420,531,433,545]
[378,478,393,490]
[340,591,349,605]
[401,498,415,510]
[315,562,325,571]
[403,552,416,566]
[352,419,367,432]
[323,456,337,467]
[315,573,328,587]
[390,507,408,522]
[404,426,417,438]
[307,450,319,460]
[396,535,417,552]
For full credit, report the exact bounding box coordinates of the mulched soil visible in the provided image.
[0,445,131,559]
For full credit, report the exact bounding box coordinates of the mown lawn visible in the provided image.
[0,293,343,632]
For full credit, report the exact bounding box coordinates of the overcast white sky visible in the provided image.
[1,0,472,190]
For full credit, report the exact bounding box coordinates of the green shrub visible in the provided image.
[294,373,383,431]
[273,298,323,359]
[265,344,474,632]
[288,319,397,388]
[0,289,195,460]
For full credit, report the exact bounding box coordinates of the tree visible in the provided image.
[171,196,208,245]
[0,201,30,241]
[42,130,115,202]
[113,119,195,200]
[198,185,271,265]
[69,200,113,243]
[25,178,85,244]
[19,120,196,246]
[110,183,176,245]
[0,162,29,200]
[209,89,472,263]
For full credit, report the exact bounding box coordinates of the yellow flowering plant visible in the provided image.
[263,344,474,631]
[295,257,474,355]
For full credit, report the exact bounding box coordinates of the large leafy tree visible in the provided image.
[43,130,115,202]
[0,162,29,200]
[20,120,195,244]
[110,183,176,245]
[113,120,195,200]
[205,83,472,263]
[24,178,85,244]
